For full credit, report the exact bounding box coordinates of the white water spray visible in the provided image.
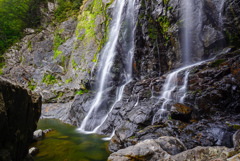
[79,0,136,133]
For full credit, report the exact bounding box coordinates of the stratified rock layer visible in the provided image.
[0,76,41,161]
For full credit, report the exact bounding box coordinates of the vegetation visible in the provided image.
[27,78,37,91]
[0,0,83,55]
[41,73,58,85]
[65,77,72,84]
[0,0,42,55]
[0,55,5,75]
[76,89,88,95]
[53,0,83,22]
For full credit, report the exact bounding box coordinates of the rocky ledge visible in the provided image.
[0,76,41,161]
[108,134,240,161]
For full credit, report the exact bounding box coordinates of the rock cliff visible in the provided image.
[0,77,41,161]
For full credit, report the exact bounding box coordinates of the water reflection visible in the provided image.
[31,119,110,161]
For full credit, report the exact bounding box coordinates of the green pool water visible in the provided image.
[31,119,110,161]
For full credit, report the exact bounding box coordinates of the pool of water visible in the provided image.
[31,119,110,161]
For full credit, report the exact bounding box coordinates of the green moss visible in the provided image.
[59,28,65,34]
[66,77,72,84]
[168,6,173,10]
[76,89,88,95]
[129,136,135,139]
[233,124,240,130]
[54,50,63,59]
[28,78,37,91]
[211,59,225,67]
[57,92,63,98]
[75,0,111,64]
[27,40,32,51]
[72,58,78,70]
[42,74,58,85]
[0,57,5,75]
[163,0,169,5]
[157,16,170,35]
[53,30,66,59]
[0,69,3,75]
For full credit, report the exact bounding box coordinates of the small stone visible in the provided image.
[33,129,44,140]
[29,147,39,156]
[43,128,53,134]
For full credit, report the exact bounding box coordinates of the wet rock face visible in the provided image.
[186,49,240,116]
[0,76,41,161]
[106,48,240,152]
[223,0,240,47]
[133,0,234,79]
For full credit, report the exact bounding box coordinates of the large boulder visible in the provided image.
[108,137,237,161]
[0,76,41,161]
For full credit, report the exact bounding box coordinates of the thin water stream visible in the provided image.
[79,0,137,134]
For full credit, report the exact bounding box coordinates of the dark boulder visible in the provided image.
[170,103,192,122]
[0,76,41,161]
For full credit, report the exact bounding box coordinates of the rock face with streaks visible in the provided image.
[0,76,41,161]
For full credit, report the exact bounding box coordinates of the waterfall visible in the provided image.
[152,0,227,124]
[152,61,204,124]
[152,0,195,124]
[78,0,136,133]
[179,71,190,103]
[181,0,194,65]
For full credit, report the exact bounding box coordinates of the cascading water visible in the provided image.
[152,61,205,124]
[179,71,190,103]
[152,0,226,124]
[152,0,194,124]
[79,0,136,133]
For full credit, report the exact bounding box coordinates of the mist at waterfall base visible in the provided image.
[78,0,136,133]
[31,119,109,161]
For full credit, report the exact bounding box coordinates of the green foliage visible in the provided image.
[27,40,32,51]
[28,78,37,91]
[76,0,110,51]
[0,0,43,55]
[0,56,5,75]
[163,0,169,5]
[53,0,83,23]
[57,92,63,98]
[65,77,72,84]
[54,50,63,59]
[42,74,58,85]
[53,30,66,59]
[72,58,78,70]
[76,89,88,95]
